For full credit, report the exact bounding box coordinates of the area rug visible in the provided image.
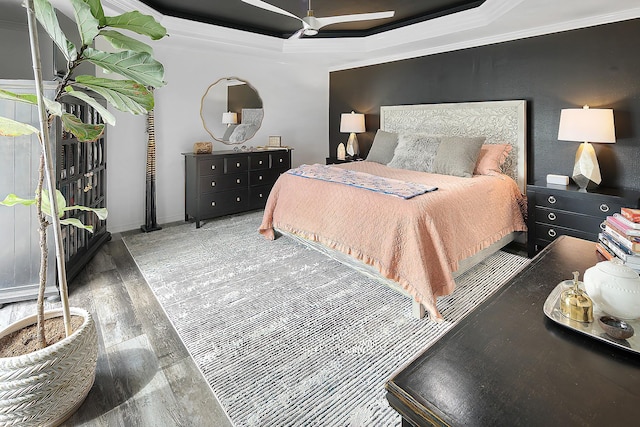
[123,211,529,426]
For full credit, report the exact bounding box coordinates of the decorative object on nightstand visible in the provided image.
[337,143,346,160]
[268,136,281,147]
[340,111,365,157]
[222,111,238,127]
[557,105,615,191]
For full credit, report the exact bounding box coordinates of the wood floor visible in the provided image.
[0,235,232,427]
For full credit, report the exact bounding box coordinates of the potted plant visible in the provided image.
[0,0,166,424]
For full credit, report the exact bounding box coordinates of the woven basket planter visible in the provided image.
[0,307,97,427]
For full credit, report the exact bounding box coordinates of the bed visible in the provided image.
[259,100,527,322]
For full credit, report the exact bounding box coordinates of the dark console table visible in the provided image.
[386,236,640,426]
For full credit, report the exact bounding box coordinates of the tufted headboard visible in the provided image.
[380,100,527,193]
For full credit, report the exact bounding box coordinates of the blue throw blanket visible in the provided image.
[286,164,437,199]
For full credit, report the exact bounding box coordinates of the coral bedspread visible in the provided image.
[259,161,526,321]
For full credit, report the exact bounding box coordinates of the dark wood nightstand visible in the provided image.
[526,182,640,257]
[325,157,358,165]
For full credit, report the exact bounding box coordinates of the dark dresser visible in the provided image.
[183,149,291,228]
[527,182,640,257]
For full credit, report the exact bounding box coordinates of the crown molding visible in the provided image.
[50,0,640,71]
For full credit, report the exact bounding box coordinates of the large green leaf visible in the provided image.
[40,188,66,218]
[82,48,165,88]
[61,113,105,142]
[70,0,100,46]
[73,75,153,114]
[65,205,107,220]
[34,0,77,62]
[0,89,37,104]
[104,11,167,40]
[0,116,39,136]
[0,89,64,117]
[64,86,116,125]
[99,29,153,54]
[82,0,106,26]
[0,193,36,207]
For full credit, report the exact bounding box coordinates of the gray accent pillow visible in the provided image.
[387,133,441,172]
[222,124,237,141]
[433,136,486,177]
[366,130,398,164]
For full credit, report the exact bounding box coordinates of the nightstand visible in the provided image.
[325,157,360,165]
[526,182,640,257]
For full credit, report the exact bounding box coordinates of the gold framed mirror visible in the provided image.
[200,77,263,145]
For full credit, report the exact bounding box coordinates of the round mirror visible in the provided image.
[200,77,263,145]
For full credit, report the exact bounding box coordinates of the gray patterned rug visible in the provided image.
[123,211,529,426]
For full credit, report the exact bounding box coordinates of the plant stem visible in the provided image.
[25,0,72,337]
[36,153,47,349]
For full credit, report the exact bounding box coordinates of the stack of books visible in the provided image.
[597,208,640,272]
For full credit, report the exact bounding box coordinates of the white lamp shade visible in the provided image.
[222,112,238,125]
[558,106,615,143]
[340,111,365,133]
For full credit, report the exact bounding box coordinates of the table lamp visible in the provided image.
[222,111,238,127]
[557,105,615,191]
[340,111,365,157]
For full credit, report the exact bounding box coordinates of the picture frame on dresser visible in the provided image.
[526,182,640,257]
[183,149,292,228]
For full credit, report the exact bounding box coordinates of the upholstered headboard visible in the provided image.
[380,100,527,193]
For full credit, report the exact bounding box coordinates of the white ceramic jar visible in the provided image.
[583,260,640,320]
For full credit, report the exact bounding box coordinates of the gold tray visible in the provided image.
[543,281,639,354]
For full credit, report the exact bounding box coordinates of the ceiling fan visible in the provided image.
[241,0,395,39]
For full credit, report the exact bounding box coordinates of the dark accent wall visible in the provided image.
[329,19,640,190]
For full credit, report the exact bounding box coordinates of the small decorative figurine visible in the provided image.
[337,143,346,160]
[560,271,593,323]
[193,141,213,154]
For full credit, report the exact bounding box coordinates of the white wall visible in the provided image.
[105,36,329,233]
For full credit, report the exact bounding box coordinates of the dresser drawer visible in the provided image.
[270,151,290,169]
[198,157,224,175]
[534,207,604,232]
[200,173,246,191]
[534,192,622,217]
[198,190,249,216]
[249,168,282,186]
[535,223,596,245]
[225,157,248,173]
[249,184,273,209]
[249,153,270,170]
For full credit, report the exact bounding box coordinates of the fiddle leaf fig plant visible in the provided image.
[0,0,167,351]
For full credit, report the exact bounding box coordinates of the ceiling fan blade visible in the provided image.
[288,28,305,39]
[315,11,395,29]
[241,0,302,22]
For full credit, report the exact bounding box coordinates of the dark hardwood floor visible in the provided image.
[0,235,232,426]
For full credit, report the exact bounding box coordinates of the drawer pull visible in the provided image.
[211,181,216,187]
[548,212,556,221]
[211,165,216,170]
[236,197,241,202]
[259,193,263,198]
[236,178,241,184]
[279,158,283,163]
[259,160,263,165]
[236,162,241,168]
[258,175,263,181]
[211,201,216,207]
[548,195,556,204]
[548,229,557,238]
[600,203,610,213]
[600,221,606,231]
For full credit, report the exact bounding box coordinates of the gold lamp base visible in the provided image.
[572,142,601,191]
